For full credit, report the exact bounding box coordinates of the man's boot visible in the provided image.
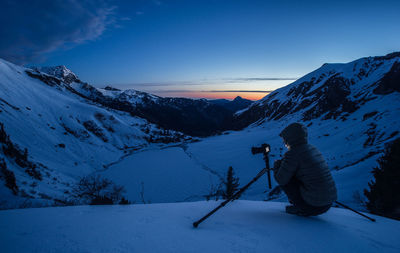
[285,205,308,216]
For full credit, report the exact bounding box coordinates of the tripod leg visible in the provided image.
[335,201,376,222]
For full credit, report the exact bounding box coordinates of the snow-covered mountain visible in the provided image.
[233,52,400,167]
[0,59,189,209]
[234,52,400,128]
[231,53,400,171]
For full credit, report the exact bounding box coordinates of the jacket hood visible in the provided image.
[279,123,308,146]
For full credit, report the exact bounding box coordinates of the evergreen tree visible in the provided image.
[0,123,9,143]
[364,138,400,220]
[223,166,240,199]
[0,158,19,195]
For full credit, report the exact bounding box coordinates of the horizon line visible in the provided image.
[109,77,298,88]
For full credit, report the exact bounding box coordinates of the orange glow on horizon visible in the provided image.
[159,91,271,101]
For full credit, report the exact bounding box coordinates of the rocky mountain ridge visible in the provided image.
[32,66,252,136]
[234,52,400,129]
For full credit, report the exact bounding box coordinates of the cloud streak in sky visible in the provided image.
[116,77,297,88]
[0,0,117,64]
[225,77,298,81]
[222,77,298,84]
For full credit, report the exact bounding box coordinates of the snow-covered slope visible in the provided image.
[0,59,188,208]
[235,52,400,125]
[1,201,399,253]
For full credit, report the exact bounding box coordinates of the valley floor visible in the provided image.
[100,123,380,209]
[1,201,399,253]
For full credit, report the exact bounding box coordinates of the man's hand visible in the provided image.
[273,159,282,172]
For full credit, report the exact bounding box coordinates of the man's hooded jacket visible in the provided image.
[274,123,337,207]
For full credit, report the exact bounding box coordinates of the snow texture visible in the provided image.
[0,201,399,253]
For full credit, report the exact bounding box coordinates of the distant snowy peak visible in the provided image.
[234,52,400,127]
[117,89,160,104]
[33,65,80,84]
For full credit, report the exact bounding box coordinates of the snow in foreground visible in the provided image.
[1,201,399,253]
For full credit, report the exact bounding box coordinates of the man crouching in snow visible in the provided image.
[273,123,337,216]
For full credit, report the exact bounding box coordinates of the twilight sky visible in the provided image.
[1,0,399,100]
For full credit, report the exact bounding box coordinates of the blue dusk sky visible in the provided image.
[1,0,399,100]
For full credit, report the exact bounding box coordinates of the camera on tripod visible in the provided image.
[251,143,270,155]
[251,143,272,190]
